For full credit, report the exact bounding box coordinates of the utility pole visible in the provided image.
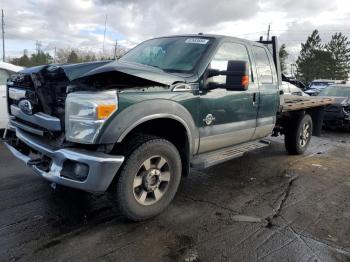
[54,47,57,63]
[1,9,5,62]
[266,23,271,41]
[35,40,42,54]
[102,14,107,54]
[113,40,118,59]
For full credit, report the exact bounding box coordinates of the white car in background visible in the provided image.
[281,81,309,96]
[0,62,24,130]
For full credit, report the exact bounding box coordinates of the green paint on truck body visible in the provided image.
[96,35,279,153]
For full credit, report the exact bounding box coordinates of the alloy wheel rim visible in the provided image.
[132,155,171,206]
[300,122,310,147]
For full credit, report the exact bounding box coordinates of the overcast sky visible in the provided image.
[1,0,350,64]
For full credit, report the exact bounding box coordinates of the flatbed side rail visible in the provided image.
[281,95,334,112]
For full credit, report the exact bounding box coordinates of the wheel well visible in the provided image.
[276,108,323,137]
[113,118,191,176]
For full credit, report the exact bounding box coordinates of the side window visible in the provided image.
[253,46,273,84]
[210,42,251,84]
[0,69,9,85]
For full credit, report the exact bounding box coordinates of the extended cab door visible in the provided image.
[198,41,259,153]
[251,45,279,139]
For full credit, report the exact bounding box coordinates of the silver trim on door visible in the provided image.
[198,119,257,153]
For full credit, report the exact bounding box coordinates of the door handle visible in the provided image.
[252,92,257,106]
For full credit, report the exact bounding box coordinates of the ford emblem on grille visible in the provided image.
[18,99,33,115]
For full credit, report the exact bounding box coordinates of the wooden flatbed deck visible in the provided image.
[281,95,334,112]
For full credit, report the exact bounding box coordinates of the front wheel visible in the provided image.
[285,114,313,155]
[110,137,182,221]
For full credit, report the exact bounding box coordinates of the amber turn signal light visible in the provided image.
[242,75,249,89]
[97,104,117,119]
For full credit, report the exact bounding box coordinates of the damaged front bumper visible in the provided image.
[4,128,124,193]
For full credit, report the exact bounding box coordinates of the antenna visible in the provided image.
[102,14,107,54]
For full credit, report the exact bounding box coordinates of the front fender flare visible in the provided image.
[96,99,199,155]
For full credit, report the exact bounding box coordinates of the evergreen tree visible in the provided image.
[30,51,53,66]
[326,32,350,80]
[279,44,288,73]
[9,49,31,67]
[296,30,336,83]
[67,50,80,64]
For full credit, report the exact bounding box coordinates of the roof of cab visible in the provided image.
[148,34,264,47]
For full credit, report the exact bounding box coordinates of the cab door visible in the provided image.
[198,41,259,153]
[251,45,279,140]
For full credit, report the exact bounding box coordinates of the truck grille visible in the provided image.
[9,73,34,89]
[7,82,62,136]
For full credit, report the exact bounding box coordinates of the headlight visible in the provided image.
[65,91,118,144]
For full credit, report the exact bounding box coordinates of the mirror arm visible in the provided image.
[206,82,226,90]
[207,69,220,77]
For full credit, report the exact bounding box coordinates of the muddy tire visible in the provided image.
[110,137,182,221]
[285,114,313,155]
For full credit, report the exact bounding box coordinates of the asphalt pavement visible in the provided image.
[0,130,349,261]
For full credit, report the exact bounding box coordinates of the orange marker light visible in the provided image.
[242,75,249,89]
[97,104,117,119]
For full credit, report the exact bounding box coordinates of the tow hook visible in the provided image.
[27,158,43,166]
[0,137,9,143]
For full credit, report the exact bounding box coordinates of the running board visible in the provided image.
[191,140,270,169]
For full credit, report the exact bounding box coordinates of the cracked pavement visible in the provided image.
[0,130,349,261]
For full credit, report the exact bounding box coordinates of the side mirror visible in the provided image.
[207,60,249,91]
[226,60,249,91]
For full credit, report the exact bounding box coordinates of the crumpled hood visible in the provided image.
[19,60,186,86]
[72,60,186,86]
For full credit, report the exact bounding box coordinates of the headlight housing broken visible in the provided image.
[65,91,118,144]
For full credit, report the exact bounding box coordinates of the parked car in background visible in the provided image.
[0,62,24,130]
[281,74,307,90]
[318,85,350,130]
[281,81,309,96]
[305,79,336,96]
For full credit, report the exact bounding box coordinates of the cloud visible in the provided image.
[1,0,350,59]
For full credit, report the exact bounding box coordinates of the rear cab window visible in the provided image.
[252,46,274,85]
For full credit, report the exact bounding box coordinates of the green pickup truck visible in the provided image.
[3,34,332,221]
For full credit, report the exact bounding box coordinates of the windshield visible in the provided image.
[119,37,212,72]
[318,86,350,97]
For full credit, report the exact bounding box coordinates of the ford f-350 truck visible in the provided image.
[3,35,333,221]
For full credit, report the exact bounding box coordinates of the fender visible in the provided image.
[96,99,199,155]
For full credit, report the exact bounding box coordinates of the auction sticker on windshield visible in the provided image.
[185,38,209,44]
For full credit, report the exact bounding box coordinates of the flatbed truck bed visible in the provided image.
[281,95,334,112]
